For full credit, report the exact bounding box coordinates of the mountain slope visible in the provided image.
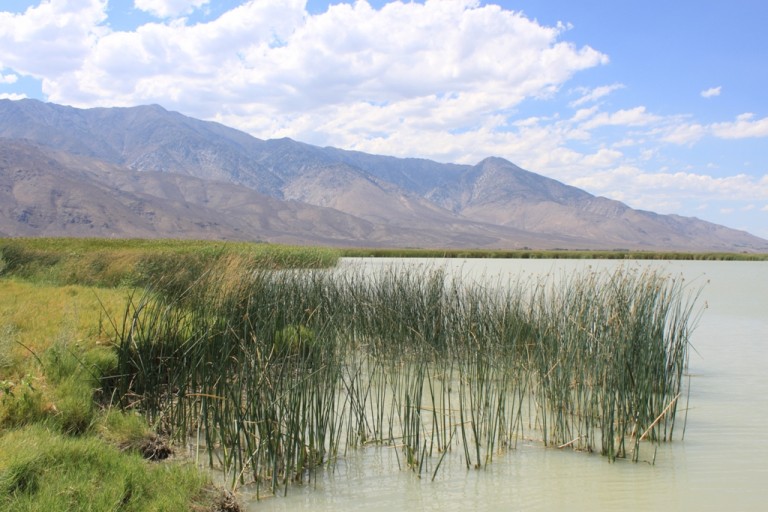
[0,98,766,252]
[2,139,594,248]
[0,139,371,243]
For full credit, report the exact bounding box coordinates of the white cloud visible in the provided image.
[634,172,768,199]
[134,0,210,19]
[562,166,768,233]
[711,113,768,139]
[570,83,624,107]
[658,113,768,144]
[700,86,721,98]
[0,0,108,77]
[579,106,660,130]
[0,72,18,84]
[0,0,609,161]
[761,205,768,212]
[0,92,27,100]
[662,122,706,145]
[571,167,768,212]
[582,148,624,167]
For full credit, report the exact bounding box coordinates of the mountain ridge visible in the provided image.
[1,98,766,252]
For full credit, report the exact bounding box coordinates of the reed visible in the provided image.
[106,259,699,494]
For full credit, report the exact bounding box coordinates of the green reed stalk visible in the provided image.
[105,259,700,493]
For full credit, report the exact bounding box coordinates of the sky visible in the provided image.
[1,1,767,240]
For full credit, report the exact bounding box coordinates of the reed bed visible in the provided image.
[105,259,699,495]
[339,247,768,261]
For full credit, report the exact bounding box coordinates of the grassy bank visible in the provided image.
[0,238,340,511]
[0,281,232,511]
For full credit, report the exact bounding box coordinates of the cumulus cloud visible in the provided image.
[0,92,26,100]
[0,0,108,77]
[700,86,721,98]
[134,0,210,19]
[0,0,609,159]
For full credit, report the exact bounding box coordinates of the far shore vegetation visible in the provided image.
[0,236,750,509]
[339,246,768,260]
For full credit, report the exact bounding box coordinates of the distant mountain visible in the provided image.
[1,98,766,252]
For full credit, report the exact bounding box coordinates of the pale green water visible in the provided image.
[245,258,768,511]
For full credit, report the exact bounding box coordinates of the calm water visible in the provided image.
[246,258,768,511]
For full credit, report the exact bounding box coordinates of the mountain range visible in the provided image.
[1,98,766,252]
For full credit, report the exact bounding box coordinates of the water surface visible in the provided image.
[246,258,768,511]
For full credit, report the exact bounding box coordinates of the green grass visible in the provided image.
[0,425,213,512]
[0,315,228,510]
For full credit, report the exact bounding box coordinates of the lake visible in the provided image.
[245,258,768,511]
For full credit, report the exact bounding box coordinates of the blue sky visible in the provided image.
[1,1,767,240]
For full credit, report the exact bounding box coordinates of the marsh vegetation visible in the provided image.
[0,238,702,506]
[106,257,700,498]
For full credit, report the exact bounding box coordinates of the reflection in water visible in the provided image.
[247,259,768,512]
